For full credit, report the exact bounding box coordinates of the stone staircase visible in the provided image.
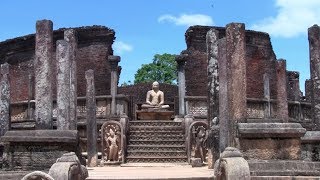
[126,120,188,163]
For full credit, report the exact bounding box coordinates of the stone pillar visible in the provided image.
[305,79,312,102]
[64,29,78,130]
[176,54,187,116]
[287,71,301,101]
[85,69,98,167]
[0,63,10,136]
[34,20,53,129]
[27,74,33,120]
[206,29,220,167]
[207,29,219,125]
[309,25,320,129]
[218,37,229,152]
[226,23,246,147]
[263,73,271,118]
[56,40,71,130]
[276,59,289,122]
[108,56,120,116]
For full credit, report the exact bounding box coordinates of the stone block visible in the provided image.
[241,138,301,160]
[238,123,306,138]
[1,130,78,171]
[136,110,174,120]
[190,158,203,167]
[249,160,320,176]
[301,131,320,144]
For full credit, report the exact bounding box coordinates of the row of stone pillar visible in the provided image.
[35,20,78,130]
[0,20,121,137]
[189,23,292,153]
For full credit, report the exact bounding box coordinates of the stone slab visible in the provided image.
[301,131,320,144]
[136,111,174,120]
[86,166,214,180]
[1,130,78,143]
[251,176,320,180]
[241,138,301,160]
[238,123,306,138]
[249,160,320,176]
[190,158,204,167]
[0,171,32,180]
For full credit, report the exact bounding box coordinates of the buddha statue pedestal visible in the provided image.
[137,81,174,120]
[136,109,174,120]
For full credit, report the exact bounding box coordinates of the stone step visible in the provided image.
[127,151,187,157]
[129,120,182,127]
[129,135,185,141]
[126,156,188,163]
[86,166,214,180]
[129,130,184,136]
[120,163,190,167]
[129,126,183,131]
[128,140,185,146]
[127,145,186,151]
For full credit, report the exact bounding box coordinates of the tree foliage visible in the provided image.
[134,53,177,84]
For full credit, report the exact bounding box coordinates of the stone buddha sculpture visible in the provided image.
[141,81,170,110]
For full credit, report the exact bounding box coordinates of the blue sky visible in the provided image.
[1,0,319,93]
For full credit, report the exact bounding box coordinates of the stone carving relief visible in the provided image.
[186,100,208,117]
[101,121,124,164]
[189,121,208,163]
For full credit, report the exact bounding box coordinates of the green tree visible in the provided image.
[134,53,177,84]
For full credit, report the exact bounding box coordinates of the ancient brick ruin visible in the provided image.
[0,19,320,179]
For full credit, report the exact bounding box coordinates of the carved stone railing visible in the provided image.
[74,94,129,119]
[10,94,130,124]
[185,96,208,119]
[288,100,312,123]
[246,98,277,119]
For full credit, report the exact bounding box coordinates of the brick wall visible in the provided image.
[0,26,115,102]
[183,26,278,99]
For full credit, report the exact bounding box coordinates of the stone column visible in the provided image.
[34,20,53,129]
[309,25,320,129]
[85,69,98,167]
[206,29,220,167]
[176,54,187,116]
[305,79,312,102]
[263,73,271,118]
[226,23,246,147]
[64,29,78,130]
[218,37,229,152]
[56,40,71,130]
[108,56,120,116]
[207,29,219,126]
[287,71,301,101]
[0,63,10,136]
[276,59,289,122]
[27,73,33,120]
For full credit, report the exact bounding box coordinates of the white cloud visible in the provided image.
[251,0,320,38]
[158,14,214,26]
[113,41,133,54]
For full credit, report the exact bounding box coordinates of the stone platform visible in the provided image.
[136,110,174,120]
[86,165,214,180]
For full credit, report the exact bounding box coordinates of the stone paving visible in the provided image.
[86,164,214,180]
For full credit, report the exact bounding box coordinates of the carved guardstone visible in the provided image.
[101,121,124,165]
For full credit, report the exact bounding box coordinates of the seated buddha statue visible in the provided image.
[141,81,170,110]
